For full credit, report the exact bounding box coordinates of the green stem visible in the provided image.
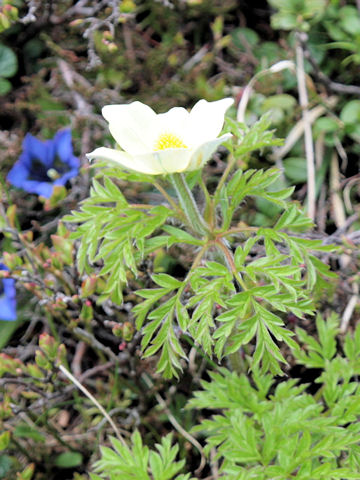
[228,349,249,375]
[215,239,247,291]
[199,176,218,231]
[179,244,209,295]
[169,173,209,236]
[182,335,220,370]
[215,152,236,197]
[218,226,259,237]
[153,180,182,213]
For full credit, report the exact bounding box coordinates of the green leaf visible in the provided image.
[176,300,190,332]
[0,78,11,95]
[197,261,230,277]
[231,27,259,50]
[315,117,340,134]
[224,315,259,354]
[234,237,257,268]
[93,432,189,480]
[283,157,308,184]
[151,274,183,289]
[340,100,360,125]
[340,6,360,35]
[0,432,10,451]
[89,474,103,480]
[162,225,204,246]
[54,452,83,468]
[14,424,45,443]
[262,94,296,112]
[0,318,23,349]
[0,455,13,478]
[226,114,284,157]
[0,44,18,78]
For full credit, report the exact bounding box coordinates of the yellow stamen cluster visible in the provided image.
[154,132,187,151]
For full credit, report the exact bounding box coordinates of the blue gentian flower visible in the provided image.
[0,264,16,322]
[7,129,80,198]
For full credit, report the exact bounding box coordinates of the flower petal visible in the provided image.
[6,162,29,187]
[22,180,54,198]
[184,98,234,146]
[187,133,232,171]
[87,146,193,175]
[54,168,79,187]
[0,265,16,322]
[0,295,17,321]
[136,149,193,174]
[87,147,161,174]
[23,133,53,167]
[54,129,74,163]
[7,159,54,196]
[155,107,189,140]
[102,102,158,155]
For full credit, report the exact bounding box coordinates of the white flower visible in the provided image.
[87,98,234,175]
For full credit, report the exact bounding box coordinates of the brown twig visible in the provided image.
[71,341,87,378]
[300,35,360,96]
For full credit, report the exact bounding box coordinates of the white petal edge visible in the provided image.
[184,98,234,146]
[86,147,160,175]
[186,133,232,171]
[87,147,193,175]
[102,102,158,155]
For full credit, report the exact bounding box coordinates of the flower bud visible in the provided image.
[0,395,12,421]
[26,363,43,379]
[51,234,74,265]
[19,230,33,242]
[80,275,97,298]
[0,353,22,376]
[3,252,22,270]
[0,13,10,30]
[122,322,134,342]
[0,431,10,450]
[35,350,51,370]
[39,333,58,361]
[80,302,93,323]
[107,42,118,53]
[69,18,84,27]
[56,344,67,366]
[6,5,18,21]
[50,251,63,270]
[112,324,123,337]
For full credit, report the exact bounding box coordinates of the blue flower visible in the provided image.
[0,264,16,322]
[7,129,80,198]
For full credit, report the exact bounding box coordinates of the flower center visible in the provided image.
[154,132,187,151]
[47,168,61,180]
[28,156,69,182]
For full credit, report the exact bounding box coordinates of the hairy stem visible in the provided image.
[169,173,209,236]
[153,180,184,215]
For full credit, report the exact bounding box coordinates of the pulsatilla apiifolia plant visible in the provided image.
[7,129,80,198]
[66,98,336,378]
